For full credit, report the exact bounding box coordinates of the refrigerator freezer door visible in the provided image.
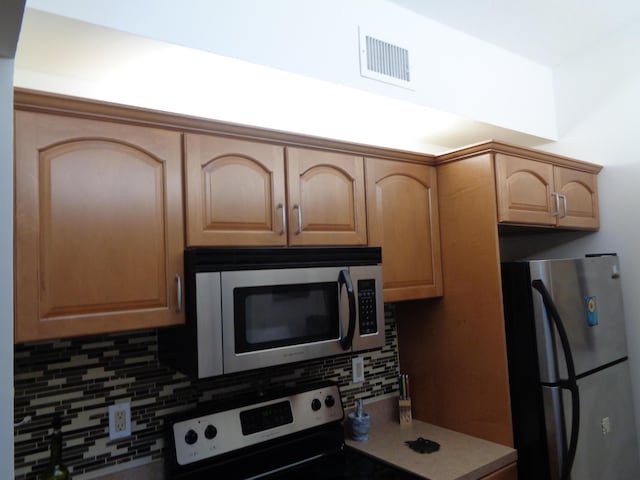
[567,361,639,479]
[530,256,629,382]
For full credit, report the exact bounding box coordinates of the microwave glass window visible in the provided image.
[234,282,339,352]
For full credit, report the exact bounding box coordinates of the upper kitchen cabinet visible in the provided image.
[396,143,603,446]
[184,137,367,246]
[14,110,185,343]
[553,165,600,229]
[397,151,515,447]
[495,152,600,230]
[494,154,555,226]
[286,147,367,246]
[184,134,287,246]
[365,159,442,302]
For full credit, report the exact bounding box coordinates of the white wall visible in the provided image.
[24,0,556,140]
[0,56,15,479]
[502,18,640,449]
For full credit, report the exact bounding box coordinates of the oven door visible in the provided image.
[221,267,354,374]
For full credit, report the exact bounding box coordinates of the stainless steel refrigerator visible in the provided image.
[502,254,640,480]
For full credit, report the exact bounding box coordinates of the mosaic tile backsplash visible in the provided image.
[14,305,399,479]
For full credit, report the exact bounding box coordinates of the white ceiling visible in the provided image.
[389,0,640,66]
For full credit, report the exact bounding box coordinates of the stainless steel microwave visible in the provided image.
[159,247,384,379]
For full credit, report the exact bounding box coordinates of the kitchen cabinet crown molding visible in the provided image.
[13,88,437,166]
[435,139,603,173]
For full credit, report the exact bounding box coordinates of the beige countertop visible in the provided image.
[345,397,517,480]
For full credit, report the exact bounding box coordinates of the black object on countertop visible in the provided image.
[405,437,441,454]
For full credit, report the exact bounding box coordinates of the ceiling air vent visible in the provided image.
[359,29,412,89]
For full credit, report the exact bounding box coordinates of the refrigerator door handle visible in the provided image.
[560,382,580,480]
[532,279,580,480]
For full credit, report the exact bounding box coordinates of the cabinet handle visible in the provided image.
[559,194,568,218]
[293,204,302,235]
[551,192,561,217]
[277,203,286,235]
[175,274,182,313]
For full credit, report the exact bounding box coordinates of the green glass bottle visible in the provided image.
[41,415,70,480]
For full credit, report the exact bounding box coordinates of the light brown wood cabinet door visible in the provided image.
[365,159,442,302]
[555,166,599,229]
[495,153,599,230]
[184,134,287,246]
[14,111,185,342]
[286,147,367,246]
[495,154,556,226]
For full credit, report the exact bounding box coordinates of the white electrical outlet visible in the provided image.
[352,356,365,383]
[109,402,132,440]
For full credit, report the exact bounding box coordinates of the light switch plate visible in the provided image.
[352,356,365,383]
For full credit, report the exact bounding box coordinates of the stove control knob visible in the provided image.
[325,395,336,408]
[311,398,322,411]
[185,429,198,445]
[205,425,218,440]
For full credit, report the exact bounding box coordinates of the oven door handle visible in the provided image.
[339,269,356,350]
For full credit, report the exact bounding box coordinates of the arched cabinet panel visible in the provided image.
[495,154,555,225]
[365,158,442,302]
[555,166,599,229]
[184,134,286,246]
[286,147,367,246]
[14,111,184,342]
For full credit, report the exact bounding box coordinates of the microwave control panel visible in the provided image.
[357,279,378,335]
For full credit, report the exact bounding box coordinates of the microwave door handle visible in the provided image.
[339,269,356,350]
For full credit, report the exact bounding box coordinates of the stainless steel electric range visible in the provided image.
[165,382,422,480]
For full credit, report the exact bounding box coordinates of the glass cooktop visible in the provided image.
[266,448,424,480]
